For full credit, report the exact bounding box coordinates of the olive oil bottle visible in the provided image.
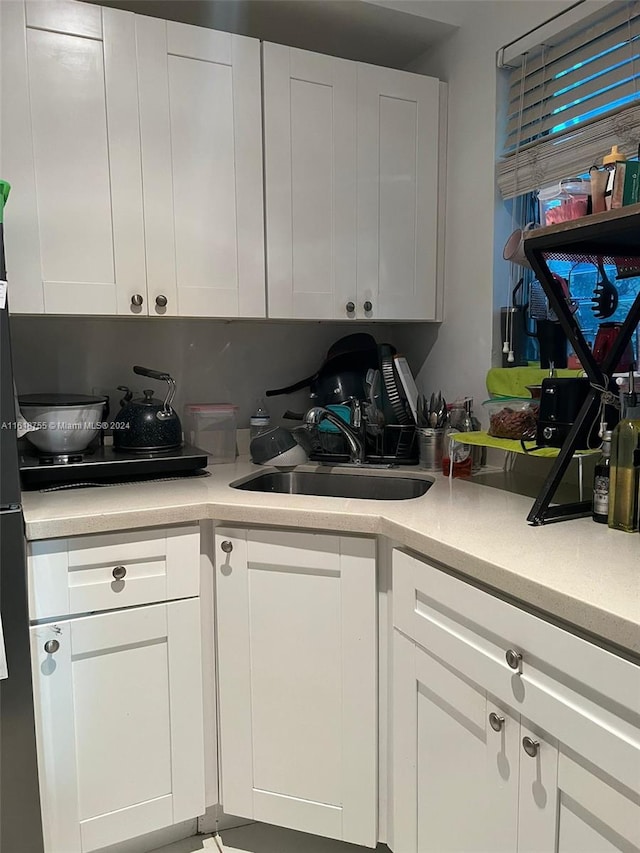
[608,392,640,532]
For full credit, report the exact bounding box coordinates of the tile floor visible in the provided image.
[151,824,391,853]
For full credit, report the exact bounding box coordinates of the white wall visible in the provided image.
[394,0,576,415]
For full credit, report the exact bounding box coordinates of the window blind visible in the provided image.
[497,0,640,199]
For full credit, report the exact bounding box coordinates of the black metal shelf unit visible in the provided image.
[523,203,640,525]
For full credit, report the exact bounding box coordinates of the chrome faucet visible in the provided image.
[304,402,366,464]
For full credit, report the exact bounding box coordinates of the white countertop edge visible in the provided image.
[21,461,640,657]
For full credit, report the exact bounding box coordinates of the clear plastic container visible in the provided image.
[183,403,238,464]
[482,398,539,441]
[538,178,590,226]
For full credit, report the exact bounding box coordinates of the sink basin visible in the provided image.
[231,470,432,500]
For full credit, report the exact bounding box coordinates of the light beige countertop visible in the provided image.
[21,460,640,657]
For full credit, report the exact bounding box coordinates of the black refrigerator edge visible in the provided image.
[0,180,45,852]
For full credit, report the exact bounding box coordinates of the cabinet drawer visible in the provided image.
[392,548,640,794]
[29,524,200,620]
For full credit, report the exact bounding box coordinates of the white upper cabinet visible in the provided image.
[2,0,444,319]
[135,17,265,318]
[1,0,264,317]
[263,43,357,320]
[1,0,146,315]
[263,44,445,321]
[357,64,444,322]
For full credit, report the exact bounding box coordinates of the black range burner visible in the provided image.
[19,442,208,489]
[38,453,86,465]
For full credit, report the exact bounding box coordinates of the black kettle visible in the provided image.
[113,366,182,452]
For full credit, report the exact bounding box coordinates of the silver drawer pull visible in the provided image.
[112,565,127,581]
[44,639,60,654]
[505,649,523,672]
[220,540,233,554]
[489,712,504,732]
[522,736,539,758]
[131,293,144,307]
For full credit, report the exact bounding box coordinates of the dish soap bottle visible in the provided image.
[442,401,473,479]
[592,429,612,524]
[608,386,640,532]
[466,398,485,472]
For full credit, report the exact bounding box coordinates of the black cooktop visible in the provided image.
[19,442,208,490]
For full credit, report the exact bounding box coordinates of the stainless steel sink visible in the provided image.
[231,470,432,500]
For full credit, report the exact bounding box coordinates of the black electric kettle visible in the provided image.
[113,366,182,452]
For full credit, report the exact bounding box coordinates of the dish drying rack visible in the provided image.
[307,423,418,465]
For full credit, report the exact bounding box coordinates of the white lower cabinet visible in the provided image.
[215,527,378,847]
[28,525,206,853]
[391,549,640,853]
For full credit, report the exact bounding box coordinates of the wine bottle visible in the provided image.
[592,430,612,524]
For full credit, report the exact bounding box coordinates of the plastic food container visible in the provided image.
[482,398,539,441]
[538,178,590,226]
[183,403,238,463]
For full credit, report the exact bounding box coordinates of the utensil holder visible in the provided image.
[418,427,445,470]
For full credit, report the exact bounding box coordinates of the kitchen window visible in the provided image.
[497,0,640,362]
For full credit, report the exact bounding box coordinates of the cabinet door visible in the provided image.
[30,599,205,853]
[554,750,640,853]
[517,727,640,853]
[216,528,377,847]
[1,0,146,315]
[357,65,443,321]
[136,17,265,318]
[392,630,519,853]
[263,43,357,320]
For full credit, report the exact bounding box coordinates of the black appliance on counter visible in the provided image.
[17,364,208,490]
[18,442,208,490]
[0,181,45,852]
[535,377,602,449]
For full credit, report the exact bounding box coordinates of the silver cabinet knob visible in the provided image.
[489,712,505,732]
[112,565,127,581]
[346,301,355,313]
[131,293,144,307]
[155,294,168,308]
[522,736,540,758]
[44,639,60,654]
[505,649,523,672]
[220,540,233,554]
[363,301,373,312]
